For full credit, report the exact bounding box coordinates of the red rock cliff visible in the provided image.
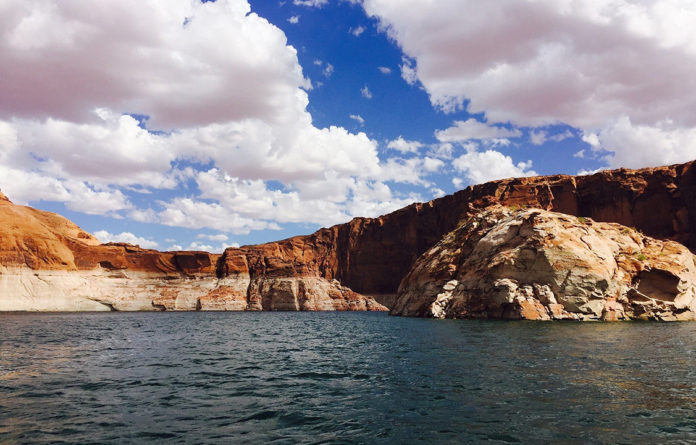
[2,160,694,306]
[0,192,385,311]
[221,161,696,297]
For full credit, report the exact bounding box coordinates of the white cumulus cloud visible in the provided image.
[362,0,696,168]
[94,230,159,249]
[452,150,536,185]
[0,0,443,233]
[435,119,522,143]
[350,114,365,126]
[387,136,422,154]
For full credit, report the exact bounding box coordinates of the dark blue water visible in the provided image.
[1,312,696,444]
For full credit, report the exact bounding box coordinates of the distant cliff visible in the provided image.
[0,192,384,312]
[0,160,694,311]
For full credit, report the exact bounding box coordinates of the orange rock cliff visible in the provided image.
[0,160,694,312]
[221,160,696,306]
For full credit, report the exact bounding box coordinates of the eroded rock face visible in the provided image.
[0,193,385,312]
[392,207,696,321]
[218,160,696,299]
[1,158,695,311]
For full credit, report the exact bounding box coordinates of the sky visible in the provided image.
[1,0,695,253]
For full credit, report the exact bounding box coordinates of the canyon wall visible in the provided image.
[224,161,696,299]
[1,160,694,311]
[0,191,385,311]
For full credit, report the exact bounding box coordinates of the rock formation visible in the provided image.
[217,160,696,304]
[1,159,695,312]
[0,194,385,312]
[392,207,696,321]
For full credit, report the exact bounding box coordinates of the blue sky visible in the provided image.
[1,0,695,252]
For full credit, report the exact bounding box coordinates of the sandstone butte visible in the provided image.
[392,206,696,321]
[0,159,694,315]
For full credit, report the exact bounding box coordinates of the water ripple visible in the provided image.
[2,312,696,443]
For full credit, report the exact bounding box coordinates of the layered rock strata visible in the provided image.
[0,194,385,312]
[392,207,696,321]
[1,160,695,311]
[220,161,696,300]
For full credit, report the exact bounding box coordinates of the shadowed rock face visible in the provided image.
[221,160,696,298]
[391,207,696,321]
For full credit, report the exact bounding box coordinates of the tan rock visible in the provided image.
[392,207,696,321]
[0,193,385,312]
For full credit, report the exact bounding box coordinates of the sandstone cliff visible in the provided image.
[392,207,696,321]
[220,160,696,302]
[1,160,695,312]
[0,194,385,312]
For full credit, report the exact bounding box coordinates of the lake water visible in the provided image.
[1,312,696,444]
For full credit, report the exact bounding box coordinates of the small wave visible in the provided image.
[236,410,279,422]
[291,372,351,379]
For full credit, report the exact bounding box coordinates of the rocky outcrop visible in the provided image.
[0,193,385,312]
[218,160,696,301]
[392,207,696,321]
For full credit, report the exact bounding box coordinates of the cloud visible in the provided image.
[380,157,438,186]
[452,150,536,185]
[582,132,601,149]
[350,25,365,36]
[596,116,696,169]
[529,130,547,146]
[293,0,327,6]
[549,130,574,142]
[400,57,418,85]
[361,85,373,99]
[428,143,454,160]
[362,0,696,168]
[197,233,229,242]
[185,241,229,254]
[64,182,133,216]
[530,128,576,146]
[430,187,446,198]
[0,0,441,234]
[387,136,422,154]
[323,63,334,77]
[350,114,365,126]
[1,0,312,130]
[435,119,522,143]
[578,167,603,176]
[140,167,433,231]
[94,230,159,249]
[288,15,299,24]
[378,66,392,75]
